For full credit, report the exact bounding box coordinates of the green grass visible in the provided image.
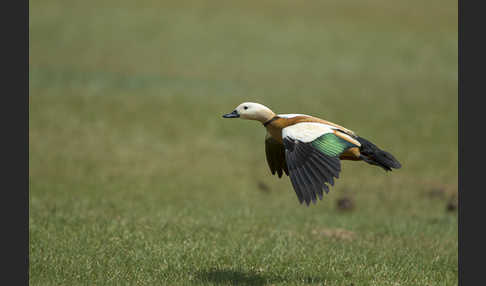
[29,0,458,285]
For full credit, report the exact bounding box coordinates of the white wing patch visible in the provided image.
[282,122,335,143]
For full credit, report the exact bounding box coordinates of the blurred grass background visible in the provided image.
[29,0,457,285]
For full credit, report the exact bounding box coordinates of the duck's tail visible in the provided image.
[357,136,401,171]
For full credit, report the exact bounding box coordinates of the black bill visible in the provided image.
[222,110,239,118]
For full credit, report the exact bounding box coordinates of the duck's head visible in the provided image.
[222,102,276,123]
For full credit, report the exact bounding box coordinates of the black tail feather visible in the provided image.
[357,137,401,171]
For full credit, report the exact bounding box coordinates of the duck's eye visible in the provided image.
[244,106,248,110]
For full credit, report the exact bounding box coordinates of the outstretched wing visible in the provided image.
[264,134,289,178]
[282,122,360,205]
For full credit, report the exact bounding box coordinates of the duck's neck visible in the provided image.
[256,108,277,124]
[263,115,280,127]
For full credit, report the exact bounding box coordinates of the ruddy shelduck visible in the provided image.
[223,102,401,206]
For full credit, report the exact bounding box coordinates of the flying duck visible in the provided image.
[222,102,401,206]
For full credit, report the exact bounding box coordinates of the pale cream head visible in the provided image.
[223,102,276,123]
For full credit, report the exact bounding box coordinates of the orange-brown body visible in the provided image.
[265,115,362,161]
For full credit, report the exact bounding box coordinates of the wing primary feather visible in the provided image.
[296,144,319,204]
[270,146,279,176]
[297,143,324,204]
[281,146,289,176]
[296,146,320,203]
[290,152,311,205]
[265,142,276,175]
[288,146,312,206]
[299,167,317,204]
[317,158,337,186]
[265,137,289,178]
[293,144,312,186]
[303,160,325,200]
[303,164,322,201]
[311,146,341,171]
[288,169,304,204]
[286,150,305,204]
[274,145,288,178]
[309,159,331,194]
[322,183,330,194]
[312,149,341,175]
[308,155,333,183]
[310,149,341,178]
[275,143,283,178]
[295,167,312,205]
[306,149,339,194]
